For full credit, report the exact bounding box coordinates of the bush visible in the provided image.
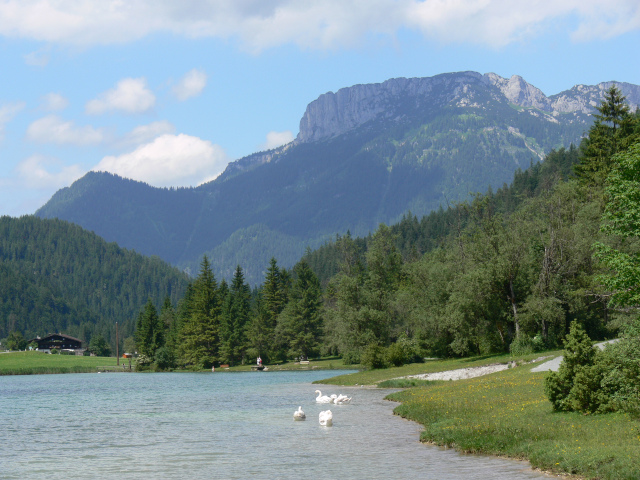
[509,334,535,356]
[386,336,423,367]
[360,344,388,370]
[544,319,640,416]
[341,350,361,365]
[154,347,176,371]
[544,320,596,412]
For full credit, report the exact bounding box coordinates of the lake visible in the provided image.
[0,370,553,479]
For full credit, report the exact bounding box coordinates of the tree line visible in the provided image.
[133,86,640,375]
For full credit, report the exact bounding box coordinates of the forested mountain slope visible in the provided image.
[0,216,189,345]
[36,72,640,284]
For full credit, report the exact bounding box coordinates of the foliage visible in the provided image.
[594,142,640,306]
[359,343,388,369]
[575,86,640,186]
[219,265,251,365]
[0,215,189,351]
[275,260,323,360]
[154,346,176,371]
[544,320,598,412]
[177,256,221,369]
[88,334,111,357]
[5,331,27,351]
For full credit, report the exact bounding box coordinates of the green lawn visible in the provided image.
[318,353,639,480]
[0,351,119,375]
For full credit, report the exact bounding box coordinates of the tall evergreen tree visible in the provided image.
[178,256,220,368]
[575,86,639,186]
[135,299,164,358]
[276,260,323,360]
[219,265,251,365]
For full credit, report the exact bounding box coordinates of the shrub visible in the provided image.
[509,334,535,356]
[154,347,176,371]
[545,318,640,416]
[386,336,423,367]
[360,344,388,369]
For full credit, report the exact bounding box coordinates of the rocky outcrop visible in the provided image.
[296,72,640,144]
[296,71,487,143]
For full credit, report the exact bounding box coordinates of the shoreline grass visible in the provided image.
[318,353,639,480]
[0,351,119,375]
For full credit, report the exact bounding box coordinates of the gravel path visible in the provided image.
[397,339,621,381]
[403,363,512,381]
[530,339,619,373]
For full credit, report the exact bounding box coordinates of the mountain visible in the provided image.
[0,215,189,343]
[36,71,640,284]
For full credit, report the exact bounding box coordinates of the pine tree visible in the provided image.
[135,299,163,358]
[575,86,639,185]
[276,260,323,359]
[178,256,220,368]
[219,265,251,365]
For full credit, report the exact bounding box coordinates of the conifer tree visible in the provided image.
[135,299,163,358]
[219,265,251,365]
[178,256,220,368]
[276,260,323,360]
[575,86,639,185]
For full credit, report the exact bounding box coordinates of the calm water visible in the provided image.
[0,371,553,479]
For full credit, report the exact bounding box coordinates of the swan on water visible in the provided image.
[293,406,306,421]
[319,410,333,426]
[334,394,352,405]
[315,390,332,403]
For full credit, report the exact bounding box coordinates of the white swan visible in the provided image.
[293,406,306,421]
[334,394,352,405]
[329,394,338,403]
[315,390,332,403]
[319,409,333,426]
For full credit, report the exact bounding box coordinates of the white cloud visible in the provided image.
[24,48,50,66]
[27,115,106,145]
[15,154,84,189]
[173,69,207,101]
[93,133,229,187]
[260,130,294,151]
[41,93,69,111]
[0,1,637,51]
[120,120,176,148]
[86,77,155,115]
[0,101,25,141]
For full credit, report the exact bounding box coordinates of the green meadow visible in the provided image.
[319,355,639,480]
[0,351,118,375]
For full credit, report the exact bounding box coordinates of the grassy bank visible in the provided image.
[0,351,118,375]
[318,354,639,480]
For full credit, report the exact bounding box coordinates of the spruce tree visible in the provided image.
[575,86,639,185]
[178,256,220,368]
[219,265,251,365]
[276,260,323,360]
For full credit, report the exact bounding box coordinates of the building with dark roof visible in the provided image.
[29,333,83,353]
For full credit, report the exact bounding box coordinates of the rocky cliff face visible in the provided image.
[295,72,640,144]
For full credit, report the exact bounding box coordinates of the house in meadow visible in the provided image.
[29,333,84,354]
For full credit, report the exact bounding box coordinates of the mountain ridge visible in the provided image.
[36,71,640,284]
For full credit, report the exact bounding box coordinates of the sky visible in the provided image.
[1,1,639,217]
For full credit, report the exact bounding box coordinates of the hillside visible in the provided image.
[36,72,640,284]
[0,215,189,345]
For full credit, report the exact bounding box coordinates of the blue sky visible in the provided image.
[1,0,639,217]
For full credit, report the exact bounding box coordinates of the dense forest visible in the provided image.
[0,216,189,349]
[132,87,640,377]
